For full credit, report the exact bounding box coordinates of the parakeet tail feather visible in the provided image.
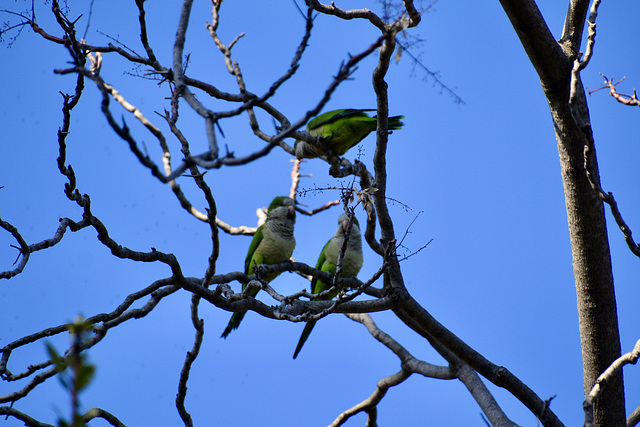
[388,115,405,131]
[293,320,317,359]
[221,310,247,339]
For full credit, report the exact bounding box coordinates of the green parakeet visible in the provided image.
[294,108,404,159]
[221,196,297,338]
[293,213,363,359]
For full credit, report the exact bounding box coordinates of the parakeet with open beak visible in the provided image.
[294,108,404,159]
[293,213,363,358]
[221,196,297,338]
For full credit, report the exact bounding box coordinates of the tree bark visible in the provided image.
[550,83,625,427]
[499,0,625,425]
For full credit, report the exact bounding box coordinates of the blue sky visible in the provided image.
[1,1,639,426]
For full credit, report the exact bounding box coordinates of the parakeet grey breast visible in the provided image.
[259,207,296,263]
[294,139,323,160]
[325,222,363,277]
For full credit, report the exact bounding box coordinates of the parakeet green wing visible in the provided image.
[295,109,404,158]
[221,196,297,339]
[245,225,264,276]
[310,239,331,294]
[306,109,375,132]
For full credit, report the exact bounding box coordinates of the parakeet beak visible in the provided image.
[341,219,350,232]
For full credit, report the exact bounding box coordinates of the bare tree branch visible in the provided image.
[628,404,640,427]
[338,312,518,426]
[394,297,563,426]
[583,141,640,258]
[83,408,127,427]
[1,278,179,403]
[176,309,204,427]
[0,217,31,278]
[347,313,452,379]
[329,369,411,427]
[499,0,571,92]
[565,2,639,262]
[592,75,640,108]
[568,0,601,128]
[501,0,626,423]
[3,1,633,426]
[306,0,388,30]
[584,339,640,427]
[0,406,55,427]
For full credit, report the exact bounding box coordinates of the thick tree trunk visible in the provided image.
[499,1,625,424]
[548,87,625,427]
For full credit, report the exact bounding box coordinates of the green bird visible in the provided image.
[294,108,404,159]
[293,213,363,359]
[221,196,297,338]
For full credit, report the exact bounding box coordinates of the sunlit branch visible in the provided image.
[568,0,601,129]
[198,6,315,140]
[592,75,640,108]
[56,71,186,276]
[628,404,640,427]
[329,369,410,427]
[83,408,127,427]
[583,339,640,427]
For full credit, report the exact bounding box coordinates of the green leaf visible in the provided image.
[46,342,68,372]
[75,365,96,391]
[66,317,93,336]
[73,413,87,427]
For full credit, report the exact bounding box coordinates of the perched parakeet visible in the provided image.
[221,196,297,338]
[294,108,404,159]
[293,213,363,359]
